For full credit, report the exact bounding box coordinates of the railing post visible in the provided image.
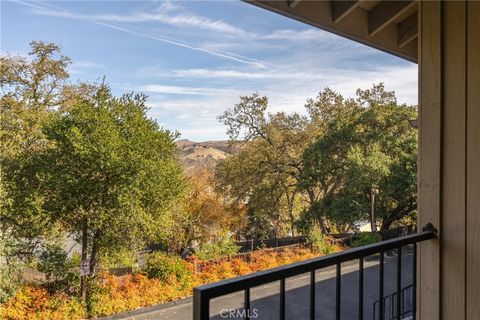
[279,278,285,320]
[359,257,364,320]
[193,287,209,320]
[244,288,250,320]
[310,270,315,320]
[336,263,341,320]
[412,243,417,320]
[396,247,402,320]
[379,251,384,320]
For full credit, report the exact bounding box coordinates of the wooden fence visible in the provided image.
[236,236,308,253]
[193,242,310,273]
[17,225,415,281]
[21,268,47,282]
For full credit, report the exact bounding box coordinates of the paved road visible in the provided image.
[111,247,414,320]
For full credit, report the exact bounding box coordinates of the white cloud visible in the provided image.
[68,61,105,75]
[146,96,235,140]
[26,0,250,37]
[170,68,329,80]
[13,0,267,68]
[141,84,237,96]
[142,62,417,141]
[51,10,249,37]
[262,29,338,42]
[164,64,418,106]
[96,22,267,68]
[155,1,180,14]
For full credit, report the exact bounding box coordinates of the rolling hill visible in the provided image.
[175,140,240,174]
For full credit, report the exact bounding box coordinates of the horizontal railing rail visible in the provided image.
[193,223,437,320]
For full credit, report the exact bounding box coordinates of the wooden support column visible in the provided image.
[418,1,441,319]
[466,2,480,319]
[441,2,467,319]
[419,1,480,319]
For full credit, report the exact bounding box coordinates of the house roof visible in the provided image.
[246,0,418,63]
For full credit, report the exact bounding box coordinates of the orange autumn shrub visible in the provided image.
[249,250,278,270]
[89,273,191,317]
[1,246,342,319]
[0,287,85,320]
[143,252,194,290]
[230,258,252,276]
[195,246,335,286]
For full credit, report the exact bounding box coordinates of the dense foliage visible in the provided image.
[216,85,417,237]
[0,287,86,320]
[351,233,381,247]
[1,42,186,303]
[144,252,193,289]
[195,232,240,260]
[1,41,71,264]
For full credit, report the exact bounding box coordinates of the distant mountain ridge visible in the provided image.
[175,139,239,174]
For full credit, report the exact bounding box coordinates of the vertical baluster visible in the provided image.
[244,288,250,320]
[379,251,384,320]
[336,263,341,320]
[359,258,364,320]
[412,243,417,320]
[396,247,402,319]
[392,294,395,318]
[280,278,285,320]
[384,292,397,320]
[310,270,315,320]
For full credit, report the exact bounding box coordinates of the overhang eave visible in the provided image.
[245,0,418,63]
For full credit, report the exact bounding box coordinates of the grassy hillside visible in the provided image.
[175,140,240,175]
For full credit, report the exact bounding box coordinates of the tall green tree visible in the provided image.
[34,84,186,300]
[217,94,311,238]
[216,89,360,235]
[218,85,417,235]
[1,41,71,261]
[301,84,417,231]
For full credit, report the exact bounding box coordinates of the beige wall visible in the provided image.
[418,1,480,319]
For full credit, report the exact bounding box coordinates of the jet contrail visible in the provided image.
[10,0,267,68]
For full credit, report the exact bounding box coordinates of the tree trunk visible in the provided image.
[286,189,296,237]
[379,204,412,231]
[85,231,100,308]
[306,188,327,234]
[380,218,394,231]
[80,219,88,301]
[370,187,377,232]
[89,232,100,275]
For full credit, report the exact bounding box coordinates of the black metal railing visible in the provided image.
[193,224,437,320]
[373,284,414,320]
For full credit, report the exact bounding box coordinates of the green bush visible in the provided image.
[308,227,335,254]
[37,245,80,295]
[351,232,381,247]
[37,245,69,281]
[0,263,23,304]
[100,248,137,270]
[143,252,193,289]
[196,234,240,260]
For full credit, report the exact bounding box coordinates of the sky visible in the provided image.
[1,0,418,141]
